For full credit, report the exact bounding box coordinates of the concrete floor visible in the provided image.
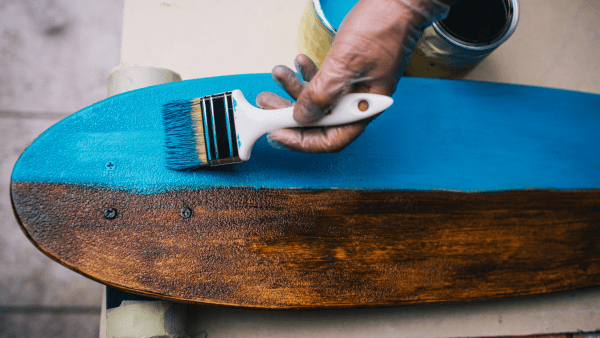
[0,0,124,336]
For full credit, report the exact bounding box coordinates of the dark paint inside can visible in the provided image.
[440,0,511,43]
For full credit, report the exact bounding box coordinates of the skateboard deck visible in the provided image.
[11,74,600,308]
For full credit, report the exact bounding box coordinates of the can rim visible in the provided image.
[433,0,520,51]
[312,0,337,34]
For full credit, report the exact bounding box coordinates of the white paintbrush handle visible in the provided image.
[232,89,394,161]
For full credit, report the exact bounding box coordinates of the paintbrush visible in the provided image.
[162,89,393,170]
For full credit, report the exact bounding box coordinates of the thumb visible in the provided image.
[293,58,352,125]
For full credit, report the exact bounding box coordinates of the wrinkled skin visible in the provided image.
[256,0,455,153]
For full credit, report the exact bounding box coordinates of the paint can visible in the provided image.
[297,0,338,68]
[405,0,520,78]
[297,0,519,77]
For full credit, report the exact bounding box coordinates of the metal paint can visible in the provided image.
[405,0,520,78]
[297,0,337,68]
[298,0,519,77]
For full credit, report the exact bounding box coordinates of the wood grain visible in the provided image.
[481,333,590,338]
[11,182,600,308]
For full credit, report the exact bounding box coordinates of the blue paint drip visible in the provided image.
[11,74,600,194]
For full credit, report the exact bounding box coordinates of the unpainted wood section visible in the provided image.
[10,182,600,308]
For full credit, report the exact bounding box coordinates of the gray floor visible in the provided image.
[0,0,124,336]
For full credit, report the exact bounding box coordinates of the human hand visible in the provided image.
[257,55,374,153]
[258,0,454,153]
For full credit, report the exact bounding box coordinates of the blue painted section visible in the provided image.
[320,0,359,31]
[11,74,600,193]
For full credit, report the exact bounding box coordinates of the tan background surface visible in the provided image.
[121,0,600,94]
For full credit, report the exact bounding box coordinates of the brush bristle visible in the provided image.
[162,99,208,170]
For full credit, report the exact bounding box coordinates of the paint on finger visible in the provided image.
[267,133,293,151]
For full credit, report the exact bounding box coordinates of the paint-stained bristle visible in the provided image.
[162,99,208,170]
[190,98,208,161]
[164,91,242,169]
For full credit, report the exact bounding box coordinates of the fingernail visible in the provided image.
[271,65,290,89]
[294,58,302,76]
[267,133,292,151]
[271,73,284,89]
[255,93,265,108]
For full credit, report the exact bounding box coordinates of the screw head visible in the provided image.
[180,207,193,219]
[103,208,117,220]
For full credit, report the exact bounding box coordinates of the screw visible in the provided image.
[180,207,193,219]
[103,208,117,220]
